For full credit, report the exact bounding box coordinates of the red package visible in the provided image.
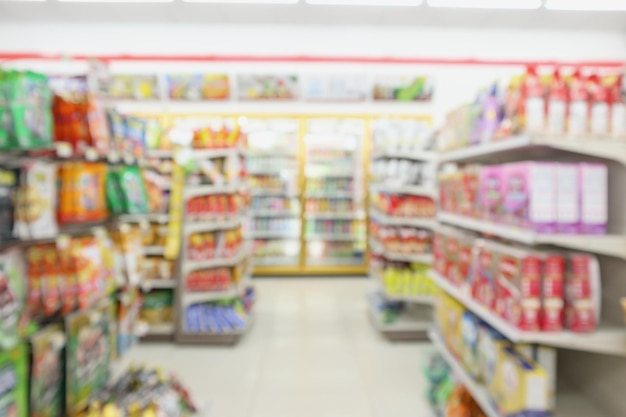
[433,232,446,275]
[542,254,565,331]
[444,234,459,285]
[206,195,215,217]
[565,254,600,333]
[474,244,497,310]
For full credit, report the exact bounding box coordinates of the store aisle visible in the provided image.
[123,278,433,417]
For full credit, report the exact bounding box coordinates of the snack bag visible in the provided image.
[14,162,57,239]
[40,244,62,316]
[57,235,78,314]
[0,249,25,350]
[30,325,64,417]
[0,344,28,417]
[118,167,149,214]
[0,168,18,243]
[9,71,53,149]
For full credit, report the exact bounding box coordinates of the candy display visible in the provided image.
[0,69,53,150]
[370,221,433,255]
[248,174,296,194]
[185,193,244,221]
[434,226,600,333]
[439,161,608,234]
[167,73,229,100]
[371,192,436,218]
[186,227,244,261]
[104,74,159,100]
[237,74,298,100]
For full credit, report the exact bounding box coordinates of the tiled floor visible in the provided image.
[123,277,434,417]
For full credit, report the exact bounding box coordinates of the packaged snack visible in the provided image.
[565,254,601,332]
[477,322,508,387]
[473,242,497,310]
[0,249,25,350]
[118,167,149,214]
[58,162,108,224]
[0,168,18,243]
[40,244,62,316]
[490,345,550,417]
[516,344,557,411]
[579,163,607,234]
[461,312,480,379]
[589,74,610,135]
[117,289,141,358]
[502,162,556,232]
[14,162,57,239]
[0,344,28,417]
[479,83,502,143]
[555,163,580,233]
[609,74,626,137]
[30,325,64,417]
[479,165,504,222]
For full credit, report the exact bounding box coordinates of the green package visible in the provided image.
[0,344,28,417]
[118,166,149,214]
[105,168,125,215]
[0,249,26,350]
[65,303,111,415]
[30,325,63,417]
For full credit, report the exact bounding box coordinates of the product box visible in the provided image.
[479,165,504,222]
[473,242,497,310]
[13,162,58,240]
[490,345,551,417]
[477,322,509,387]
[580,163,608,234]
[493,242,542,331]
[556,163,580,233]
[461,312,480,379]
[502,162,556,232]
[565,254,601,332]
[517,344,557,411]
[0,344,28,417]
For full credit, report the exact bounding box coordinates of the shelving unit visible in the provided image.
[432,131,626,417]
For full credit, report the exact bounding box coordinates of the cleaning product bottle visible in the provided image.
[610,75,626,137]
[589,74,610,135]
[568,69,589,136]
[523,66,546,132]
[547,69,568,135]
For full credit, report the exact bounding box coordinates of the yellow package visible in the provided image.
[490,345,550,417]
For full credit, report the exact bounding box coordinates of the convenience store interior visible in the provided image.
[1,1,626,417]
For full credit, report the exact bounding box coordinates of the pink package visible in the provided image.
[473,242,497,310]
[479,165,504,222]
[580,163,608,234]
[493,242,542,331]
[502,162,556,232]
[556,164,581,234]
[565,254,600,333]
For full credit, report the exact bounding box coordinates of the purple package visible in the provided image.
[580,163,608,234]
[479,165,504,222]
[503,162,556,232]
[556,163,580,233]
[185,305,201,333]
[480,83,503,144]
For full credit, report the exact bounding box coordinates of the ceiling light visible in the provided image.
[428,0,541,8]
[545,0,626,10]
[307,0,422,5]
[184,0,298,3]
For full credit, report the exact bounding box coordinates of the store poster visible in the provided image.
[302,75,368,101]
[167,74,230,100]
[237,75,298,100]
[65,303,111,415]
[372,75,434,102]
[30,325,63,417]
[0,344,28,417]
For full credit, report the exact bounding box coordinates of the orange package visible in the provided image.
[57,236,78,314]
[26,246,44,317]
[72,236,104,310]
[41,244,62,316]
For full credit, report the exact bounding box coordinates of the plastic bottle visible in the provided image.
[568,70,589,135]
[547,69,568,134]
[589,74,610,135]
[609,75,626,137]
[523,66,546,132]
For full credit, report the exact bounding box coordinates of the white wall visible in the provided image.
[0,23,624,124]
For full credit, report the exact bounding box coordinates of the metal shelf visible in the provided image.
[371,148,437,162]
[141,279,176,291]
[182,280,250,307]
[369,208,437,229]
[370,183,438,199]
[438,134,626,165]
[369,237,433,264]
[438,212,626,260]
[251,210,300,217]
[249,231,300,239]
[184,217,242,235]
[305,211,365,219]
[183,245,251,275]
[144,246,165,256]
[430,270,626,357]
[184,183,244,199]
[305,233,365,241]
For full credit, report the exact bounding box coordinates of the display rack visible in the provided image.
[366,117,437,340]
[175,142,254,345]
[432,127,626,416]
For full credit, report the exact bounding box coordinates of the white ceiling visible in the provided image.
[0,2,626,30]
